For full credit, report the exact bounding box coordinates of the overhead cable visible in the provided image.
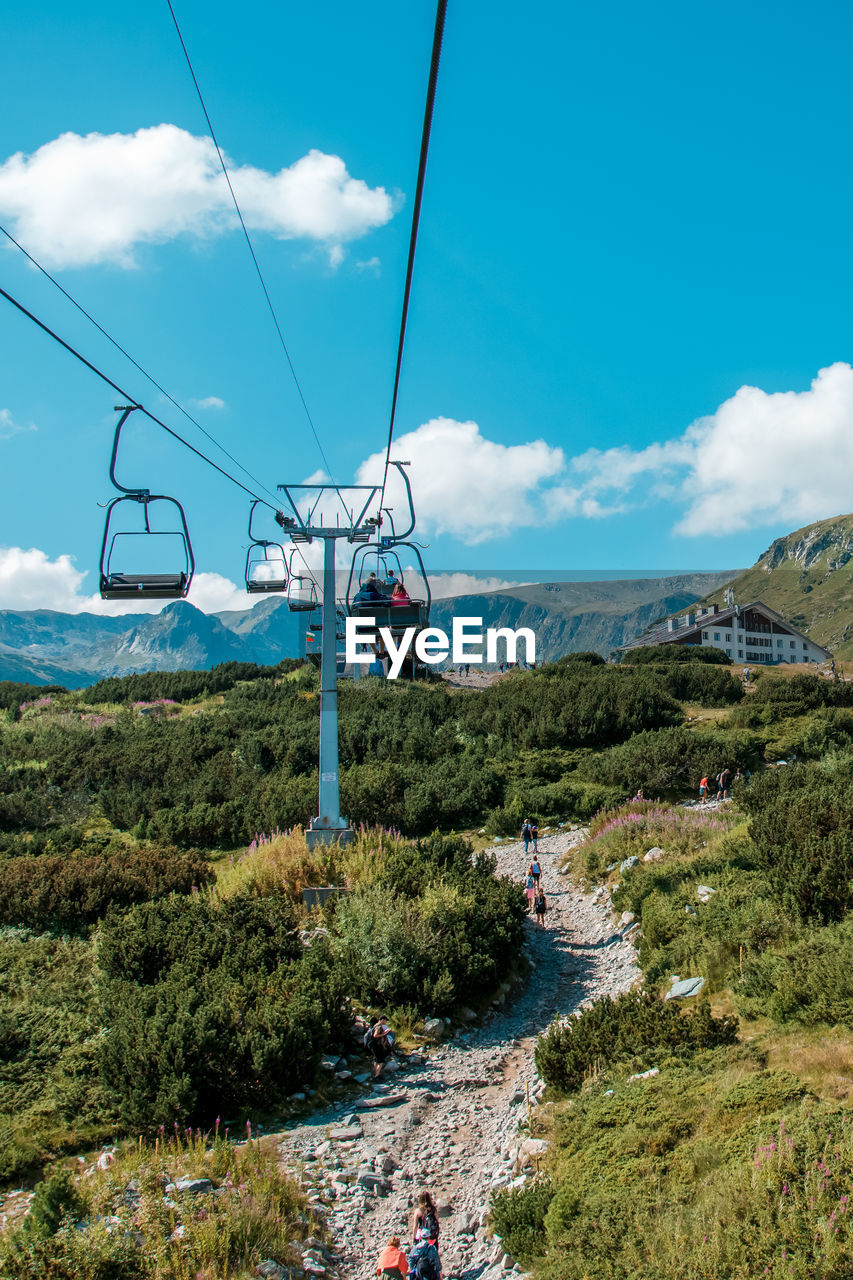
[165,0,336,482]
[0,222,282,507]
[0,282,276,507]
[379,0,448,506]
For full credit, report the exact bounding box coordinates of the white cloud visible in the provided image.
[301,469,330,485]
[184,572,248,613]
[353,365,853,545]
[0,547,91,611]
[191,395,226,411]
[356,418,571,544]
[0,125,395,268]
[355,256,381,274]
[0,546,249,616]
[569,362,853,537]
[0,408,36,440]
[428,573,529,599]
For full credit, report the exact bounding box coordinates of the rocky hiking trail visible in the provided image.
[276,831,640,1280]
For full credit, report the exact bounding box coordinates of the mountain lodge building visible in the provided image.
[621,599,831,665]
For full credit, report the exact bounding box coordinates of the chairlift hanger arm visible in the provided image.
[382,461,416,543]
[108,405,149,498]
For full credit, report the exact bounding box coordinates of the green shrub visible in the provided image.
[649,663,744,706]
[490,1178,554,1264]
[330,871,525,1015]
[97,894,348,1127]
[741,757,853,922]
[0,848,212,928]
[737,915,853,1027]
[0,1221,142,1279]
[535,992,738,1094]
[24,1168,87,1239]
[622,644,731,665]
[577,725,761,795]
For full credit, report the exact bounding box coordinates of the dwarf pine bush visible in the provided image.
[535,991,738,1094]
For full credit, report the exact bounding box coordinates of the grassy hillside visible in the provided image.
[4,655,853,1277]
[694,512,853,658]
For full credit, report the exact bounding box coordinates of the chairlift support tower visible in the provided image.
[277,482,379,848]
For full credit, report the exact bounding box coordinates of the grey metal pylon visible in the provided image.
[277,481,380,848]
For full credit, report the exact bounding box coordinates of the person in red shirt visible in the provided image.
[376,1236,408,1280]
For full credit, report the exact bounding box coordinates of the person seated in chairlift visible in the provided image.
[384,567,398,588]
[354,573,385,605]
[390,581,411,605]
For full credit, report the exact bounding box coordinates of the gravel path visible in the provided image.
[276,830,640,1280]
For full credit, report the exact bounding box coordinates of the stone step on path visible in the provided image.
[275,830,640,1280]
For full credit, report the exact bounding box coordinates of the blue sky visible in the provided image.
[3,0,853,612]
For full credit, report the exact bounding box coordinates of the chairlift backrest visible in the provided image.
[100,494,194,600]
[288,574,319,612]
[98,406,195,601]
[245,500,289,593]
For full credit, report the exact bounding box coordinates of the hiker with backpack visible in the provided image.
[529,856,541,888]
[717,767,731,800]
[521,819,532,853]
[524,871,536,912]
[364,1018,395,1078]
[376,1237,408,1280]
[412,1191,440,1244]
[530,820,540,853]
[533,885,548,927]
[408,1230,441,1280]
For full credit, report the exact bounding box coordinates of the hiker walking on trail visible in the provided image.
[521,820,532,853]
[718,766,731,800]
[530,820,539,852]
[530,856,541,888]
[524,872,536,912]
[408,1231,442,1280]
[377,1237,408,1280]
[411,1191,440,1247]
[364,1018,395,1078]
[699,775,709,804]
[533,886,548,927]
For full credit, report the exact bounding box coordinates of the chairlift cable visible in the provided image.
[165,0,336,483]
[0,282,276,507]
[0,222,282,508]
[379,0,448,509]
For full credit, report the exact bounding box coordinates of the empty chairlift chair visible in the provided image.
[99,407,195,600]
[287,574,319,613]
[245,500,289,593]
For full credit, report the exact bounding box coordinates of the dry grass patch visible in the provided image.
[767,1027,853,1103]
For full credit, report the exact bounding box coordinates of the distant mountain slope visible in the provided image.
[430,572,738,661]
[685,514,853,658]
[0,572,738,686]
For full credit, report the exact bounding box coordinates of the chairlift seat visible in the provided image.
[100,572,189,600]
[247,578,288,594]
[349,600,427,629]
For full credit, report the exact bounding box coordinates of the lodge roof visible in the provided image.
[620,598,831,658]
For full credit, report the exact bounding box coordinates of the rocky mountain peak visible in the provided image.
[758,514,853,574]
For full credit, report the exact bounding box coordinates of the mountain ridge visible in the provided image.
[0,571,736,685]
[684,513,853,658]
